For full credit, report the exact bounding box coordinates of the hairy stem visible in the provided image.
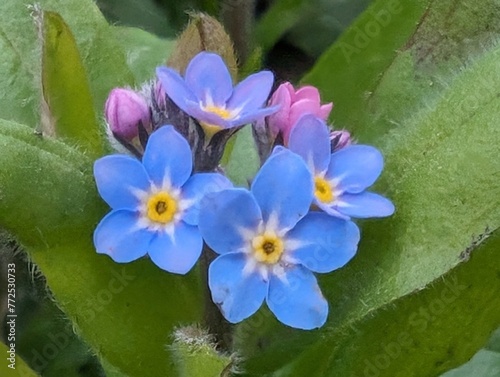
[200,245,233,351]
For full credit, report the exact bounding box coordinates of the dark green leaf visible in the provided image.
[283,0,371,58]
[0,0,135,128]
[96,0,175,38]
[1,342,40,377]
[0,120,202,377]
[254,0,309,52]
[1,235,105,377]
[442,350,500,377]
[302,0,428,141]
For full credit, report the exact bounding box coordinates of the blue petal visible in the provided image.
[185,52,233,108]
[227,71,274,115]
[94,155,150,210]
[148,222,203,274]
[233,105,280,127]
[267,265,328,329]
[142,126,193,188]
[209,253,267,323]
[198,189,262,254]
[94,210,152,262]
[336,192,395,218]
[156,66,198,113]
[251,147,313,231]
[326,145,384,194]
[181,173,233,225]
[286,212,360,273]
[315,202,351,220]
[288,114,331,174]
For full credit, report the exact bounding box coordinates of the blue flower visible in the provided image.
[156,52,277,136]
[288,114,395,219]
[198,147,360,329]
[93,126,231,274]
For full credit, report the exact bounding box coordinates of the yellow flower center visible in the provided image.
[252,232,284,265]
[314,176,334,203]
[204,105,232,120]
[200,106,233,138]
[146,192,177,224]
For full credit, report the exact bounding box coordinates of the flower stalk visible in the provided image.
[200,244,233,351]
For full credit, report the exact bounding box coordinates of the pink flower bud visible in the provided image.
[330,130,352,152]
[105,88,151,140]
[267,82,333,144]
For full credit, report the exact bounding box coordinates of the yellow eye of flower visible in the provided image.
[252,232,284,265]
[204,105,232,120]
[146,192,177,224]
[314,176,334,203]
[199,106,233,138]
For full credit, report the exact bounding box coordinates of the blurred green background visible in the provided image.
[1,0,499,376]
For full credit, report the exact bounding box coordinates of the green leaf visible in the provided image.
[487,328,500,353]
[0,235,105,377]
[302,230,498,376]
[254,0,309,52]
[240,229,500,376]
[442,350,500,377]
[222,125,260,187]
[255,0,372,57]
[0,120,202,377]
[236,1,500,374]
[1,342,40,377]
[303,0,500,144]
[111,26,175,83]
[282,0,371,58]
[41,11,103,155]
[444,329,500,377]
[302,0,428,142]
[99,358,128,377]
[0,0,135,127]
[96,0,176,38]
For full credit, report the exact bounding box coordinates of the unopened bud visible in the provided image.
[268,82,333,145]
[167,13,238,80]
[105,88,151,141]
[330,130,352,152]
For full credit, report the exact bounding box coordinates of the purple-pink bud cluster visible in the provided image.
[105,88,151,141]
[267,82,333,145]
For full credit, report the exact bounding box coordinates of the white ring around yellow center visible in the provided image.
[146,191,177,224]
[252,231,284,265]
[314,176,334,203]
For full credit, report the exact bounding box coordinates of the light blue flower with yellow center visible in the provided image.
[93,126,231,274]
[288,114,395,220]
[199,147,360,329]
[156,52,278,137]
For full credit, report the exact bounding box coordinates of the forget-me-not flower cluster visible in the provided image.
[95,51,394,329]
